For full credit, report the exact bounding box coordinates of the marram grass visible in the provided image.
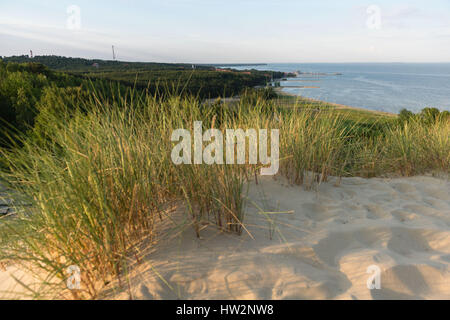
[0,89,448,299]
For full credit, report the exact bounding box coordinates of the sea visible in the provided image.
[225,63,450,114]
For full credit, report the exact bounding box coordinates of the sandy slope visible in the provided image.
[1,175,449,300]
[111,175,450,300]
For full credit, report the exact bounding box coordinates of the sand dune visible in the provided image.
[1,175,449,300]
[109,175,450,300]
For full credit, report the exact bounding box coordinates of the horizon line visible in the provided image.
[1,54,450,65]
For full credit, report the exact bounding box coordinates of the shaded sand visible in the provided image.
[2,175,449,300]
[108,175,450,300]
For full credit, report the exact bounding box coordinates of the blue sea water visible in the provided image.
[228,63,450,114]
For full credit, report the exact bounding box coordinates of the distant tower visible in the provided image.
[112,45,116,60]
[30,50,33,58]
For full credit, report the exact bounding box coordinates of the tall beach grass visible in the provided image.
[0,89,448,299]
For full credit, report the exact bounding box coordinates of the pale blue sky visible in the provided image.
[1,0,449,63]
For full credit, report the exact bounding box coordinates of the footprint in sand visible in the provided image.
[387,227,433,256]
[371,264,450,300]
[422,198,449,210]
[369,192,399,203]
[403,204,449,222]
[422,187,449,201]
[365,204,391,220]
[391,210,421,223]
[313,228,387,267]
[261,245,325,269]
[319,186,358,201]
[303,203,338,221]
[398,192,422,201]
[272,276,350,300]
[391,182,417,194]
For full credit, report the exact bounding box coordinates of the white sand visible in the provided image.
[2,175,449,300]
[0,265,51,300]
[112,175,450,300]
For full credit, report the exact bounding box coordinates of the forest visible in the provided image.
[2,55,293,97]
[0,57,291,147]
[0,60,128,142]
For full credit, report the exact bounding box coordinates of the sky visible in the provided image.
[0,0,449,63]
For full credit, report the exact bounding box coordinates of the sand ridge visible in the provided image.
[110,175,450,300]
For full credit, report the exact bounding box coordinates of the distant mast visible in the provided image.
[112,45,116,60]
[30,50,33,58]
